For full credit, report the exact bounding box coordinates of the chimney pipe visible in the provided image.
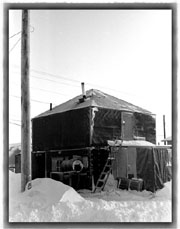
[50,103,52,111]
[81,82,86,98]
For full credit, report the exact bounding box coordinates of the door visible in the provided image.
[121,112,134,140]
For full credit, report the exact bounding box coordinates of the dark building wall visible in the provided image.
[32,107,91,151]
[134,113,156,144]
[92,108,122,145]
[32,107,156,152]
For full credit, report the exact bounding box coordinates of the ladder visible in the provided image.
[93,155,114,193]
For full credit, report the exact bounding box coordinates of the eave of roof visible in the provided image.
[33,89,154,119]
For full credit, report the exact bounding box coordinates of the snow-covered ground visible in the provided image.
[9,171,172,222]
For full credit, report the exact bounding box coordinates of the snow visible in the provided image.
[108,139,155,146]
[9,171,172,222]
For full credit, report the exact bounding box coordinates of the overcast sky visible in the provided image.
[9,9,172,144]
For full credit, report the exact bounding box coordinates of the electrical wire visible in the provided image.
[9,25,34,39]
[9,122,21,127]
[31,86,69,96]
[9,37,21,53]
[30,70,141,97]
[11,66,141,97]
[9,25,34,53]
[9,31,21,39]
[10,94,57,106]
[10,81,69,97]
[11,66,136,96]
[30,69,79,83]
[31,75,80,88]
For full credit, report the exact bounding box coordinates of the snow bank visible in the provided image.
[9,171,84,222]
[60,188,84,203]
[9,170,21,195]
[9,171,172,222]
[45,198,171,222]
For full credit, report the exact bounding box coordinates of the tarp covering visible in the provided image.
[112,146,171,192]
[92,108,122,145]
[136,148,157,192]
[136,147,171,192]
[32,108,90,151]
[134,113,156,144]
[112,148,127,179]
[32,89,156,151]
[153,148,171,188]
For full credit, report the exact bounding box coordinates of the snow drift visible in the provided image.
[9,171,172,222]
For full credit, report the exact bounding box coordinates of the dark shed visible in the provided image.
[32,89,156,151]
[31,89,170,192]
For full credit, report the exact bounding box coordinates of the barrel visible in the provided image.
[60,159,83,172]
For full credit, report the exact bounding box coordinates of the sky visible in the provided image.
[9,9,172,144]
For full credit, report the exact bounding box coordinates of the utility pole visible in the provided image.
[21,9,31,192]
[163,115,166,145]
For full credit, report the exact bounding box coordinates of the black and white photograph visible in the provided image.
[5,2,176,225]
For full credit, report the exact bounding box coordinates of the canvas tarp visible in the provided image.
[92,108,122,146]
[32,107,91,151]
[112,146,171,192]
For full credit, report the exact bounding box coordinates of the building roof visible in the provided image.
[34,89,153,119]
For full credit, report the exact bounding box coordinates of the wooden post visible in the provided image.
[21,10,31,192]
[45,152,47,177]
[163,115,166,145]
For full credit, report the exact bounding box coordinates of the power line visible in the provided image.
[9,31,21,39]
[9,121,21,127]
[31,86,69,96]
[32,98,56,105]
[11,66,141,97]
[9,37,21,53]
[10,94,57,106]
[9,25,34,39]
[9,25,35,53]
[31,75,80,88]
[11,81,69,97]
[30,70,141,97]
[28,68,139,97]
[10,94,21,99]
[31,69,79,83]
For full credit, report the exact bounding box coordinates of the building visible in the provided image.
[31,87,170,192]
[161,136,172,146]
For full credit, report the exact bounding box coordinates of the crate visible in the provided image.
[117,177,130,190]
[117,177,143,191]
[129,178,143,191]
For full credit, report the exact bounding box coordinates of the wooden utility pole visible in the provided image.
[21,9,31,192]
[163,115,166,145]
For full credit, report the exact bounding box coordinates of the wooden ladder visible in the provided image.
[93,155,114,193]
